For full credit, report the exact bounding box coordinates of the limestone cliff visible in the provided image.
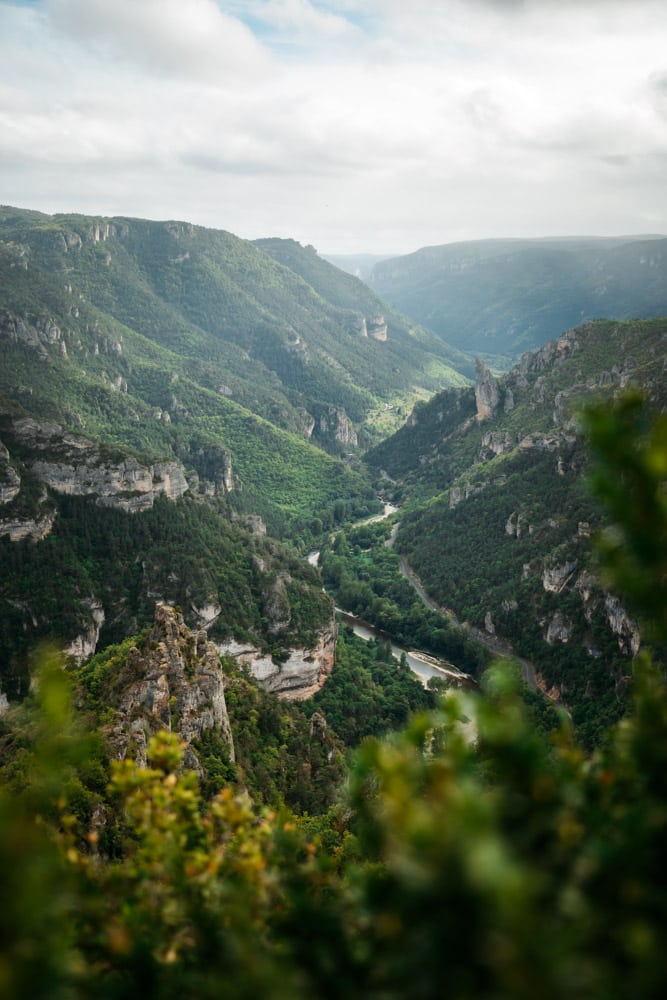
[216,615,337,699]
[474,359,500,421]
[12,417,188,512]
[317,406,358,448]
[367,314,388,342]
[106,604,235,774]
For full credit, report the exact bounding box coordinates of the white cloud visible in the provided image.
[0,0,665,251]
[46,0,270,81]
[246,0,358,41]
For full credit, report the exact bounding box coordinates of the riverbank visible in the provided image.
[337,610,475,689]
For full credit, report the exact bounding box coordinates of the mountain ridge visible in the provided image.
[368,235,667,366]
[366,316,667,743]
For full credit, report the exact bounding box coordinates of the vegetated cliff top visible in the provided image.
[369,235,667,366]
[0,233,379,537]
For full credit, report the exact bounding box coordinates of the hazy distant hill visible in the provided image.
[367,317,667,743]
[369,236,667,366]
[321,251,392,282]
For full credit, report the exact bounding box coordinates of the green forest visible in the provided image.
[1,395,666,998]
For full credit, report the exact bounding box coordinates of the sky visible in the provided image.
[1,0,666,254]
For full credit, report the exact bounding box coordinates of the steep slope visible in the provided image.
[0,239,378,540]
[255,237,473,378]
[0,409,336,703]
[369,236,667,366]
[367,318,667,743]
[0,207,470,450]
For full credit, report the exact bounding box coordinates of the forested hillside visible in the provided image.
[369,236,667,366]
[0,207,468,451]
[1,399,667,998]
[367,318,667,743]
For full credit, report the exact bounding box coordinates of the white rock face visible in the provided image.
[480,430,515,458]
[604,595,641,656]
[546,612,573,645]
[65,600,105,664]
[111,605,235,773]
[11,416,189,511]
[542,561,578,593]
[0,512,56,542]
[475,359,500,421]
[216,618,337,699]
[191,601,222,629]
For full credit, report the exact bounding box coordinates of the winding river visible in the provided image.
[307,503,475,689]
[309,500,539,692]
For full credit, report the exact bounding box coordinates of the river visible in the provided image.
[309,499,540,693]
[337,610,475,688]
[307,501,475,689]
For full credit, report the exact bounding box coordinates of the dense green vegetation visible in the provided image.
[304,627,435,746]
[0,243,379,538]
[0,207,469,454]
[319,519,491,679]
[365,319,667,743]
[397,448,629,746]
[0,492,333,700]
[369,235,667,365]
[0,395,666,998]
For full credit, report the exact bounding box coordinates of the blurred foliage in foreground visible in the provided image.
[1,392,667,999]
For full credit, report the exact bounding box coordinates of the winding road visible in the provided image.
[386,520,540,692]
[310,501,540,693]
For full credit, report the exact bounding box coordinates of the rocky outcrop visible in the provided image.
[545,611,574,645]
[190,600,222,629]
[480,430,515,459]
[518,329,581,373]
[12,417,188,511]
[262,572,292,636]
[348,313,368,337]
[284,338,309,364]
[1,310,69,360]
[505,511,529,539]
[65,600,105,665]
[109,604,235,773]
[295,409,316,439]
[318,406,358,448]
[0,441,20,504]
[474,359,500,421]
[604,595,641,656]
[216,617,337,699]
[367,315,388,342]
[0,511,56,542]
[542,561,578,593]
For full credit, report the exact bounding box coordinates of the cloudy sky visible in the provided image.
[1,0,666,253]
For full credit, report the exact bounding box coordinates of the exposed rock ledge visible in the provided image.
[65,600,105,665]
[108,604,235,774]
[0,511,56,542]
[216,619,337,700]
[13,417,188,511]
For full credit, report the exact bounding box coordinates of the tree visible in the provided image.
[1,392,667,998]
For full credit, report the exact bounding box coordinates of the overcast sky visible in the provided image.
[1,0,666,253]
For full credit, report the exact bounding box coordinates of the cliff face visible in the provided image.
[317,406,358,448]
[14,417,189,511]
[106,604,235,774]
[0,414,191,544]
[216,615,337,700]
